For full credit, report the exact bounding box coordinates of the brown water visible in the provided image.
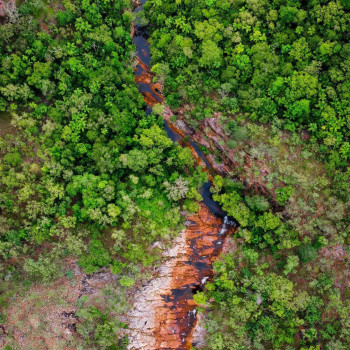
[132,2,237,348]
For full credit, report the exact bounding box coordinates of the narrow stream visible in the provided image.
[132,2,237,348]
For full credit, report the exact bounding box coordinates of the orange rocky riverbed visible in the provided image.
[124,204,236,349]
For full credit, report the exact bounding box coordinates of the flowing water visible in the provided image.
[132,1,237,348]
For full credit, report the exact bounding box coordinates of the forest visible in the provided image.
[0,0,205,348]
[143,0,350,349]
[0,0,350,349]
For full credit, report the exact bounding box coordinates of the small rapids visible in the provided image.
[131,1,238,349]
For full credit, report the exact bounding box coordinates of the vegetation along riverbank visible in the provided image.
[0,0,349,349]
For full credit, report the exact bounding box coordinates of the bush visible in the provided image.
[193,292,207,306]
[232,126,249,141]
[224,119,237,134]
[305,297,323,325]
[119,276,135,287]
[283,255,299,275]
[227,139,237,149]
[56,11,76,26]
[298,245,318,263]
[245,195,270,212]
[24,256,61,282]
[275,186,294,206]
[3,152,22,167]
[78,239,111,273]
[76,306,128,349]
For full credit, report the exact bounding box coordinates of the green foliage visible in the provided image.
[3,152,22,167]
[79,239,111,273]
[0,0,205,282]
[245,195,270,212]
[140,2,350,350]
[231,126,249,142]
[24,256,61,283]
[298,245,318,263]
[212,176,299,249]
[1,2,349,350]
[76,305,128,349]
[65,269,75,279]
[119,276,135,288]
[193,292,207,306]
[144,0,350,168]
[202,248,348,349]
[275,186,294,206]
[283,255,299,275]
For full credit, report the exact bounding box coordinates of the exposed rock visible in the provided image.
[0,0,15,19]
[123,233,186,350]
[192,312,206,349]
[189,236,237,349]
[174,119,194,135]
[206,154,231,176]
[152,241,164,249]
[184,219,198,227]
[124,205,236,349]
[130,21,135,38]
[204,117,226,139]
[192,133,211,149]
[79,269,119,296]
[132,41,239,350]
[162,106,175,124]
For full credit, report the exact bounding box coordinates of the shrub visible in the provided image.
[24,256,61,282]
[193,292,207,305]
[283,255,299,275]
[78,239,111,273]
[305,297,323,325]
[76,306,128,349]
[245,195,270,212]
[275,186,294,206]
[298,245,318,263]
[56,11,76,26]
[224,119,237,134]
[232,126,249,141]
[3,152,22,167]
[227,139,237,149]
[119,276,135,287]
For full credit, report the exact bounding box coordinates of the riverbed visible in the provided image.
[128,1,237,348]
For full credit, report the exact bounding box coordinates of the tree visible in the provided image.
[199,40,223,68]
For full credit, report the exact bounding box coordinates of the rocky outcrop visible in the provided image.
[191,312,206,349]
[0,0,16,19]
[125,205,236,349]
[163,106,274,197]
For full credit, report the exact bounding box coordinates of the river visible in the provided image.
[130,1,237,348]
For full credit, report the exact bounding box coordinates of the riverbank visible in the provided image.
[127,1,238,347]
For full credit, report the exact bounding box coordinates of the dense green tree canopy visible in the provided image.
[144,0,350,168]
[0,0,204,276]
